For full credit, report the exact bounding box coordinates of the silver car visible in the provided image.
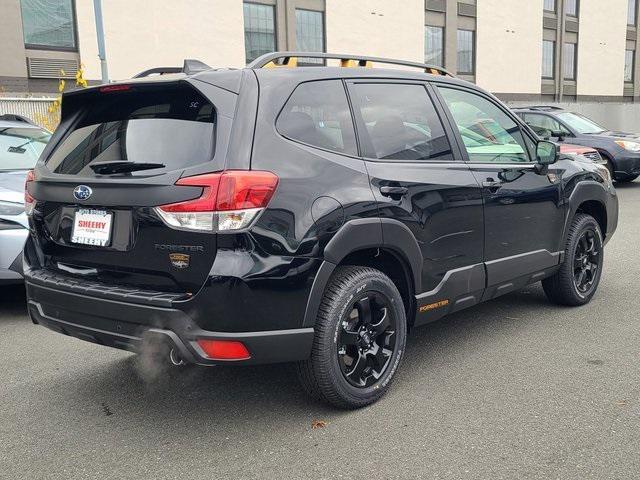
[0,116,51,284]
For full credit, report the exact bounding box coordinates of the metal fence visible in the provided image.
[0,97,58,129]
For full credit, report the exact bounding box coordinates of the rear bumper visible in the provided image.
[26,280,314,366]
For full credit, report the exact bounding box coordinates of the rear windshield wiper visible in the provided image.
[89,161,166,175]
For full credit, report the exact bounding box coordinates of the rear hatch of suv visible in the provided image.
[26,78,235,295]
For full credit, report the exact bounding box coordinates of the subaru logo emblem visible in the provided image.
[73,185,92,201]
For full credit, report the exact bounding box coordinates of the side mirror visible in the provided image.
[536,140,558,166]
[550,130,566,140]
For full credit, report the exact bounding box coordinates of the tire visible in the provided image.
[542,214,604,306]
[297,266,407,409]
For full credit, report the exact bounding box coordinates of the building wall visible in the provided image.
[577,0,627,97]
[476,0,543,95]
[1,0,639,103]
[325,0,424,63]
[75,0,245,81]
[0,0,27,79]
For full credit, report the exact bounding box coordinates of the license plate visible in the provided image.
[71,209,113,246]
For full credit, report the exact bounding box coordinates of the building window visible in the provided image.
[425,26,444,67]
[629,0,637,25]
[544,0,556,13]
[295,9,324,64]
[565,0,578,16]
[457,29,475,74]
[243,2,276,64]
[19,0,76,49]
[625,49,635,82]
[563,43,577,80]
[542,40,555,79]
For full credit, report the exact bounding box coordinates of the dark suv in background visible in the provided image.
[514,106,640,183]
[23,53,618,408]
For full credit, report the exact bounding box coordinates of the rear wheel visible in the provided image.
[542,214,604,306]
[297,266,407,409]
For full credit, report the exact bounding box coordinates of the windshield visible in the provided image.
[556,112,606,134]
[0,127,50,170]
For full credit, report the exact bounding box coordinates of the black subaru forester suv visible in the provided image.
[23,53,618,409]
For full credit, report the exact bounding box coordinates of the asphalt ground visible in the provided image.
[1,181,639,479]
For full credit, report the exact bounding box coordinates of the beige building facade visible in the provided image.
[1,0,639,103]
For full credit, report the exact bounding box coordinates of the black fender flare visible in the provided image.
[564,180,616,241]
[302,218,422,327]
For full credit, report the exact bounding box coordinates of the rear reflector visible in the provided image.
[196,339,251,360]
[156,170,278,232]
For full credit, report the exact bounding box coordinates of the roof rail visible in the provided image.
[0,114,37,126]
[512,105,564,111]
[133,59,211,78]
[248,51,454,77]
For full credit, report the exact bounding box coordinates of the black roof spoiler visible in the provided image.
[248,51,455,77]
[133,59,212,78]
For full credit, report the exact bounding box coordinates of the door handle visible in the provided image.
[379,186,409,198]
[482,180,501,193]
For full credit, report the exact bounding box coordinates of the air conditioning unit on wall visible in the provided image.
[27,58,79,79]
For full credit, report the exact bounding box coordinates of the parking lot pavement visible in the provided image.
[1,183,639,480]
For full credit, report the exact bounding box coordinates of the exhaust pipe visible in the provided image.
[169,348,187,367]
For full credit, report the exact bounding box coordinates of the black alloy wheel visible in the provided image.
[573,229,601,296]
[337,293,397,388]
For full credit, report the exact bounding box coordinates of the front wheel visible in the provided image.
[542,214,604,306]
[297,266,407,409]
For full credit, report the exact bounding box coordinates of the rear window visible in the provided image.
[0,127,51,170]
[46,84,215,176]
[277,80,357,155]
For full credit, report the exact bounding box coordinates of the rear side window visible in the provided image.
[277,80,357,155]
[46,84,215,176]
[349,83,453,161]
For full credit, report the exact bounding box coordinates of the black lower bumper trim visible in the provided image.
[27,282,314,366]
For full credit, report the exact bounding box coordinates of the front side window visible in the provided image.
[625,49,635,82]
[277,80,357,155]
[565,0,578,16]
[563,43,577,80]
[295,9,324,64]
[0,127,51,170]
[522,113,570,137]
[556,112,605,134]
[243,2,276,64]
[425,26,444,68]
[457,30,475,75]
[349,83,452,161]
[46,85,215,176]
[20,0,76,49]
[542,40,555,79]
[438,87,531,163]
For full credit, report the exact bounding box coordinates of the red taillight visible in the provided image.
[161,173,221,213]
[196,339,251,360]
[215,170,279,211]
[24,169,35,214]
[155,170,278,231]
[164,170,278,212]
[99,84,131,93]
